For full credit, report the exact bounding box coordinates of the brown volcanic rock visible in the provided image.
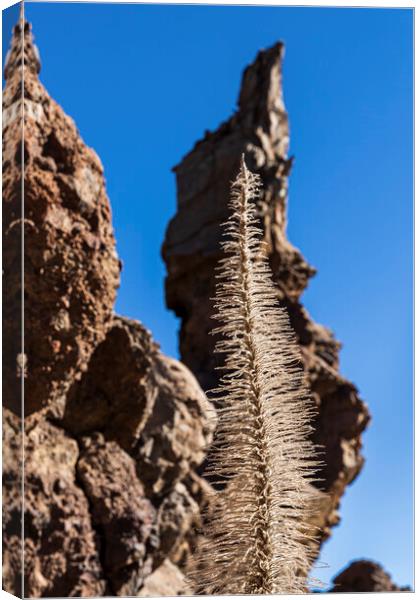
[139,559,192,597]
[153,482,200,568]
[3,17,215,597]
[135,349,216,498]
[331,560,410,592]
[65,318,215,594]
[62,317,157,450]
[3,18,120,416]
[76,434,156,596]
[3,408,106,598]
[3,17,24,418]
[162,43,370,547]
[3,310,214,597]
[63,315,216,498]
[3,313,215,597]
[2,410,23,597]
[167,471,217,571]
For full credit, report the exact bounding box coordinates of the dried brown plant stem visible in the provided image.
[189,157,320,595]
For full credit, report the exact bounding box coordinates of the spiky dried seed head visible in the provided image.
[188,157,322,595]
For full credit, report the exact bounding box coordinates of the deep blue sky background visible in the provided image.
[3,2,413,589]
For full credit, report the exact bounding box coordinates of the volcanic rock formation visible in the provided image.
[2,11,405,598]
[162,42,371,548]
[3,15,120,418]
[331,560,411,592]
[2,15,214,598]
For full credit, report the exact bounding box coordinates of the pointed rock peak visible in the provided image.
[237,41,285,116]
[4,4,41,80]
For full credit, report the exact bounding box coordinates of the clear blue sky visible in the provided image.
[3,2,413,589]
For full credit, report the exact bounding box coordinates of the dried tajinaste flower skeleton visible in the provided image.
[189,157,321,594]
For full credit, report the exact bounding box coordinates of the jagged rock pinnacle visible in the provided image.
[238,42,287,147]
[4,6,41,80]
[2,17,120,414]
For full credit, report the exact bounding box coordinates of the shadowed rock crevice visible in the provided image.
[62,317,157,448]
[75,434,156,596]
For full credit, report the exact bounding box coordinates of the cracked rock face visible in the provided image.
[2,315,214,597]
[63,317,157,450]
[2,17,214,598]
[64,315,215,499]
[135,350,215,498]
[76,435,156,596]
[153,482,200,568]
[3,409,106,598]
[2,409,23,597]
[162,42,371,549]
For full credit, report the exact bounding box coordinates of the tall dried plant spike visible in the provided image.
[190,157,320,594]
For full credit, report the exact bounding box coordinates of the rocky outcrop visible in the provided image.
[331,560,410,592]
[3,409,106,598]
[2,12,401,598]
[76,435,156,596]
[2,16,214,597]
[135,351,215,498]
[3,315,214,597]
[62,317,157,449]
[162,42,370,548]
[63,315,215,499]
[3,16,120,417]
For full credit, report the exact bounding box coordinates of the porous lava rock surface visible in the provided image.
[3,409,107,598]
[2,17,214,597]
[3,17,120,416]
[162,42,371,548]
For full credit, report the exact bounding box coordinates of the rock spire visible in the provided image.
[162,42,371,550]
[3,10,121,416]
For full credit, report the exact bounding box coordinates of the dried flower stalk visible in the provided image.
[189,157,320,594]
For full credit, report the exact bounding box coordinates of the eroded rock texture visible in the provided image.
[2,409,23,597]
[3,409,106,598]
[76,435,156,596]
[63,315,215,499]
[2,17,213,597]
[162,43,371,548]
[3,17,120,416]
[331,560,410,593]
